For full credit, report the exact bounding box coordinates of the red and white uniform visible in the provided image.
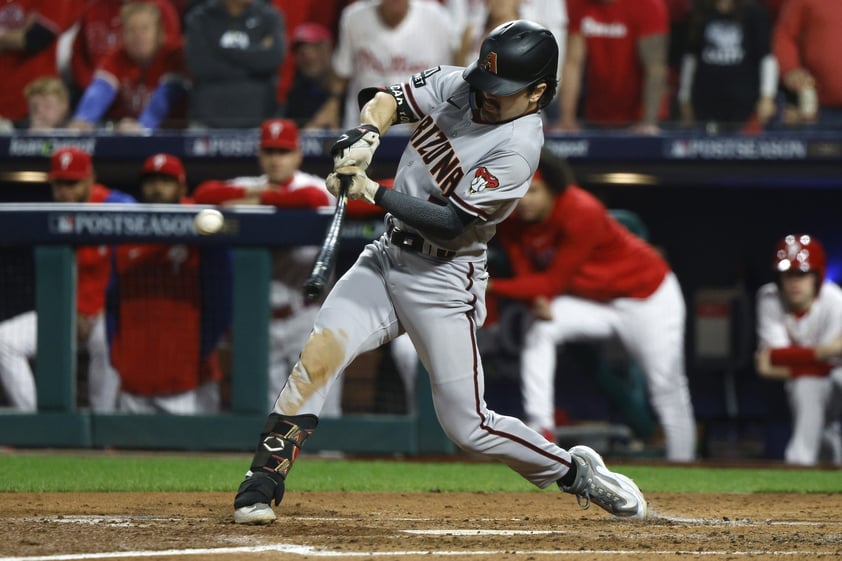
[0,1,83,120]
[756,281,842,465]
[492,185,696,461]
[446,0,567,70]
[567,0,668,125]
[109,237,225,415]
[193,171,344,416]
[0,185,128,412]
[93,40,188,122]
[69,0,182,89]
[332,0,457,129]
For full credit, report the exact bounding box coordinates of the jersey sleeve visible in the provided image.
[493,190,604,299]
[567,0,585,34]
[259,186,331,208]
[93,47,124,88]
[635,0,669,38]
[392,66,467,124]
[755,284,790,348]
[32,0,84,35]
[192,180,248,204]
[447,153,532,221]
[819,283,842,343]
[331,5,355,80]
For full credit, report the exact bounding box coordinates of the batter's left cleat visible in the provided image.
[559,445,648,520]
[233,471,284,524]
[234,503,276,525]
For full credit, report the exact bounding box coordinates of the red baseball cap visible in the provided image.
[141,153,186,183]
[260,118,300,151]
[292,22,333,47]
[49,147,93,181]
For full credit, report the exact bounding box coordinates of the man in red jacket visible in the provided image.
[490,149,696,462]
[106,154,232,414]
[773,0,842,127]
[0,147,134,412]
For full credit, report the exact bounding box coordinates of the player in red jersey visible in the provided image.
[106,154,232,414]
[69,0,182,93]
[0,148,134,412]
[69,1,189,132]
[490,149,696,461]
[0,0,83,120]
[559,0,669,132]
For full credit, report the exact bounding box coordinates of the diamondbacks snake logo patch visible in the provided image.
[468,167,499,194]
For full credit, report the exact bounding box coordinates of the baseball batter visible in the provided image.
[755,234,842,465]
[233,20,647,525]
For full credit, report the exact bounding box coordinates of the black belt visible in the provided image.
[387,226,456,259]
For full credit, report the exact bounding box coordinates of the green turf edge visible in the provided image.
[1,455,840,494]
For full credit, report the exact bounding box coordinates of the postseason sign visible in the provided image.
[0,204,325,246]
[0,204,386,248]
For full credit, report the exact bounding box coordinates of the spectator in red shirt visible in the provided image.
[557,0,669,133]
[0,1,83,121]
[107,154,232,414]
[0,148,135,412]
[68,1,189,133]
[773,0,842,127]
[489,148,696,461]
[69,0,182,95]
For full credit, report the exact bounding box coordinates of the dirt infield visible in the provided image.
[1,491,841,560]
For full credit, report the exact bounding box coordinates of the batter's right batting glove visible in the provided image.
[330,124,380,171]
[326,166,379,204]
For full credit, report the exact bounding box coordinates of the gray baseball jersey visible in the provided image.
[274,64,575,490]
[389,65,544,256]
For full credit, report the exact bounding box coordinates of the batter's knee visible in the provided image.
[298,328,348,385]
[437,418,490,455]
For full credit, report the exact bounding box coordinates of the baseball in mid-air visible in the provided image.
[194,208,224,235]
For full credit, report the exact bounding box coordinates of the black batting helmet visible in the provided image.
[462,20,559,102]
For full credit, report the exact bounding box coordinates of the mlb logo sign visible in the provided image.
[49,214,76,234]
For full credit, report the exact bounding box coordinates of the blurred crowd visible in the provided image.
[0,0,839,135]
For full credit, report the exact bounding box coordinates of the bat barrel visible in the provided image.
[301,181,349,301]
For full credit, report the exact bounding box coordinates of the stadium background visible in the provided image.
[0,128,840,461]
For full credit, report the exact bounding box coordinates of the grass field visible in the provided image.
[2,452,840,494]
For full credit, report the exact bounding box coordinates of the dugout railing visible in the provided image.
[0,203,454,454]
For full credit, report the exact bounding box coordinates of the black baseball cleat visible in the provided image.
[559,445,648,519]
[233,470,284,524]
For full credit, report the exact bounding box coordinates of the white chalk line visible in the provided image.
[0,545,839,560]
[28,514,842,528]
[4,514,839,560]
[653,513,840,526]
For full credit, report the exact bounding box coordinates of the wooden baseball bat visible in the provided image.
[302,178,349,301]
